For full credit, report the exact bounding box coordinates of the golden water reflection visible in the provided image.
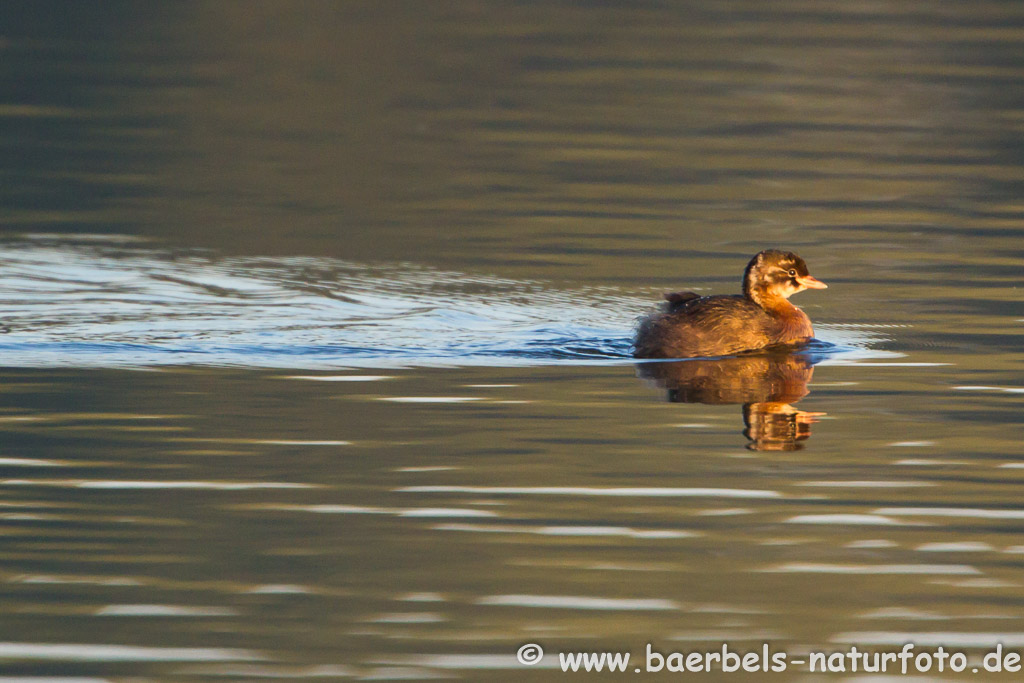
[637,352,825,451]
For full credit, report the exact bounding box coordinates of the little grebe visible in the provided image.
[633,249,827,358]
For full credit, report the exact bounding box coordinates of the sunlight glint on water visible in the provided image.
[0,238,890,369]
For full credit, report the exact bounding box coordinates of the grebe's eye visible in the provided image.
[787,269,796,277]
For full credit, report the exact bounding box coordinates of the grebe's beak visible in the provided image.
[797,275,827,289]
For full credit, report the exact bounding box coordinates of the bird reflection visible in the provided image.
[636,351,825,451]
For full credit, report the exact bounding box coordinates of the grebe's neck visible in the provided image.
[745,285,798,316]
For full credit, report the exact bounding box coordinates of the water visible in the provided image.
[1,1,1023,680]
[0,237,889,370]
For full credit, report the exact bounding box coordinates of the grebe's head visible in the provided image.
[743,249,827,305]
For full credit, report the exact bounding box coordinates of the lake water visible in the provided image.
[1,1,1022,680]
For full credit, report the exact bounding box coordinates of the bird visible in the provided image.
[633,249,827,358]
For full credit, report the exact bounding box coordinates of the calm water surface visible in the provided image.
[1,1,1023,680]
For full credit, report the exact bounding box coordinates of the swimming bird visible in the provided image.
[633,249,827,358]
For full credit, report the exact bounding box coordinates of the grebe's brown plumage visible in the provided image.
[633,250,827,358]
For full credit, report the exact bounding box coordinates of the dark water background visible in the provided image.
[0,1,1022,680]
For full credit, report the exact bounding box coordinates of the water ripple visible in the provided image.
[0,238,886,369]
